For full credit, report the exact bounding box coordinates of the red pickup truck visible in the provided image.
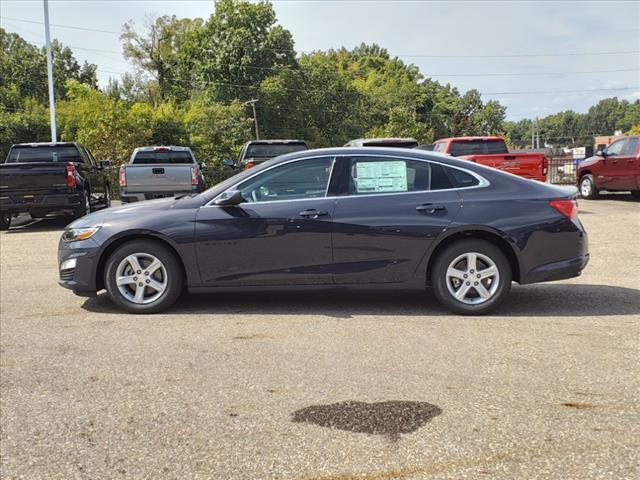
[577,135,640,199]
[432,136,548,181]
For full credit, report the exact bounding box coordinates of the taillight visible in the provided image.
[245,162,255,170]
[550,199,577,219]
[119,166,126,187]
[542,157,549,176]
[66,163,76,188]
[191,166,198,186]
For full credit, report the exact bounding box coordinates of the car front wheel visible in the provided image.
[105,240,183,314]
[579,174,598,200]
[0,212,11,231]
[431,239,512,315]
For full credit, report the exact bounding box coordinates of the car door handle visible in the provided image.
[416,204,445,214]
[299,209,328,219]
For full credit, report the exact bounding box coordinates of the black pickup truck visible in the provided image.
[0,142,112,230]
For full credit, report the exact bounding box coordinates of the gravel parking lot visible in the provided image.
[1,197,639,479]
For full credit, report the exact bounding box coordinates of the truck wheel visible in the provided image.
[104,185,112,208]
[0,213,11,231]
[104,240,183,314]
[74,190,91,218]
[431,239,512,315]
[579,174,599,200]
[631,191,640,200]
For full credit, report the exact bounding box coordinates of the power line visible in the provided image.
[3,16,639,59]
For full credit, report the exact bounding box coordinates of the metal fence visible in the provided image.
[548,155,579,185]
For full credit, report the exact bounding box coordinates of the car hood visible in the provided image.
[68,197,178,228]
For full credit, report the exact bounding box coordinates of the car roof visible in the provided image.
[346,137,418,145]
[12,142,78,148]
[133,146,192,152]
[243,140,307,145]
[435,136,505,143]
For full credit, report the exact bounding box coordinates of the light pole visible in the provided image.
[243,99,260,140]
[43,0,57,142]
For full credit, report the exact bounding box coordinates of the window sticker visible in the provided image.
[355,161,408,193]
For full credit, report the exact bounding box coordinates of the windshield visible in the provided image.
[132,151,194,164]
[244,143,307,159]
[6,145,82,163]
[449,139,508,156]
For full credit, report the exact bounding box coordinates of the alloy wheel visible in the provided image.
[115,253,168,304]
[580,178,592,197]
[445,252,500,305]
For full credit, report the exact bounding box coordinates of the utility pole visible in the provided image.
[243,99,260,140]
[43,0,57,142]
[536,117,540,149]
[531,120,535,149]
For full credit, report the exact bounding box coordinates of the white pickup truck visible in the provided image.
[118,146,207,203]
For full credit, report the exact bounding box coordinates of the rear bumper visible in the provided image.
[119,188,199,203]
[520,254,589,284]
[0,192,80,213]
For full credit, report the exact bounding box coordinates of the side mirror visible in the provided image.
[199,161,206,168]
[214,189,243,206]
[596,149,607,158]
[99,160,111,168]
[222,158,236,169]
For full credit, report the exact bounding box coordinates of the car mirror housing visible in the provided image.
[222,158,236,168]
[214,189,243,206]
[596,149,606,158]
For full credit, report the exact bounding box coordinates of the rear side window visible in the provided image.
[445,167,480,188]
[433,142,447,153]
[6,146,82,163]
[132,151,194,164]
[449,139,508,156]
[621,138,638,156]
[339,157,453,195]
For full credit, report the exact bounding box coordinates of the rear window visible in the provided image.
[449,139,508,157]
[245,144,308,159]
[6,145,82,163]
[132,151,194,164]
[361,140,418,148]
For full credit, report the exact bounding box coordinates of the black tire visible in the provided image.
[104,184,112,208]
[579,174,599,200]
[631,191,640,200]
[431,239,512,315]
[0,212,11,231]
[74,190,91,219]
[104,240,183,314]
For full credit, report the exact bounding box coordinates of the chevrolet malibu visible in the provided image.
[58,147,589,315]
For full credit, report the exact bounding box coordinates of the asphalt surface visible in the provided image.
[1,197,639,479]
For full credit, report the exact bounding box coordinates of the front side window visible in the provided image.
[621,138,638,156]
[238,157,333,203]
[605,139,625,156]
[344,157,453,195]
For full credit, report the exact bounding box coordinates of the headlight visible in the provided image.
[62,227,100,242]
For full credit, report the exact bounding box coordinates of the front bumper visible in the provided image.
[0,192,81,214]
[57,237,101,296]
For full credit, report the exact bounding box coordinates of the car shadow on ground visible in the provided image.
[4,215,70,233]
[82,283,640,318]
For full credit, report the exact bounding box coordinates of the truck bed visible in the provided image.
[459,153,548,181]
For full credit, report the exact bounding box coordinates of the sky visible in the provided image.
[2,0,639,121]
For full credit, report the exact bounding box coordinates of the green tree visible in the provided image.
[182,0,296,102]
[121,15,204,101]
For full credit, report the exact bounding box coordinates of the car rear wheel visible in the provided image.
[0,213,11,231]
[579,174,599,200]
[431,239,512,315]
[105,240,183,314]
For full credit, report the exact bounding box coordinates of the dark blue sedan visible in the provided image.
[58,147,589,315]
